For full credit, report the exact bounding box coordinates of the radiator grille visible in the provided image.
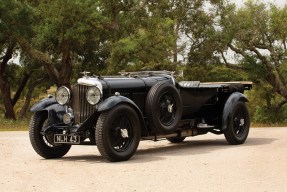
[72,85,97,124]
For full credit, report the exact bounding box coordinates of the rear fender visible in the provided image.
[97,96,149,136]
[221,92,249,130]
[31,97,65,126]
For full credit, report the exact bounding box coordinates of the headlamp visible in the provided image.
[55,86,70,105]
[86,86,101,105]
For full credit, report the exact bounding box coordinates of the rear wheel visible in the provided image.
[223,102,250,145]
[29,112,71,159]
[95,104,141,162]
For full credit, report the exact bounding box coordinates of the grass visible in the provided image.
[251,123,287,128]
[0,117,30,131]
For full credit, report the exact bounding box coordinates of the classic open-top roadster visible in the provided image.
[29,71,252,162]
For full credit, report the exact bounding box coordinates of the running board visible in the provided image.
[142,129,193,140]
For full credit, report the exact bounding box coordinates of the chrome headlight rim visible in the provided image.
[55,86,71,105]
[86,86,102,105]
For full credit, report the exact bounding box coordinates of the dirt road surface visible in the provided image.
[0,128,287,192]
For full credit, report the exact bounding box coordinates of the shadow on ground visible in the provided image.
[55,137,276,164]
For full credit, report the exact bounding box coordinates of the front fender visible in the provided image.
[222,92,249,130]
[31,97,65,126]
[76,96,141,132]
[30,97,57,112]
[98,96,139,112]
[96,96,149,136]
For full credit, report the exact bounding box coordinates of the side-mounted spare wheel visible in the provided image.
[95,104,141,162]
[29,112,71,159]
[223,101,250,145]
[145,81,182,134]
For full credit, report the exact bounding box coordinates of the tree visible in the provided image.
[0,0,108,88]
[0,0,32,119]
[218,1,287,106]
[0,41,18,119]
[179,0,237,80]
[99,0,176,73]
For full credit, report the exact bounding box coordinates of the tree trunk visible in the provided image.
[12,73,30,107]
[0,78,16,120]
[173,21,180,64]
[19,76,48,118]
[0,42,16,120]
[59,39,72,88]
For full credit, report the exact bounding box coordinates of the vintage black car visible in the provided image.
[29,71,252,162]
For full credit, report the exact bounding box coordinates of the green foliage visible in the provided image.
[32,0,104,51]
[109,17,175,73]
[270,5,287,41]
[241,56,267,83]
[247,86,287,124]
[1,0,287,126]
[0,0,33,39]
[184,64,247,82]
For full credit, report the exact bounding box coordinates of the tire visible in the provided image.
[166,137,186,143]
[29,112,71,159]
[95,104,141,162]
[223,102,250,145]
[145,81,182,134]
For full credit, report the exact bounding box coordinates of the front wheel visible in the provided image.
[95,104,141,162]
[29,112,71,159]
[223,102,250,145]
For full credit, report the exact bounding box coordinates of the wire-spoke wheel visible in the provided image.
[224,102,250,145]
[96,104,141,162]
[109,115,133,152]
[158,92,177,126]
[146,81,182,134]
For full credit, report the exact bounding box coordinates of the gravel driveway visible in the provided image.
[0,128,286,192]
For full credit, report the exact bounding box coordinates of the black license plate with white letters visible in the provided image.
[54,134,80,144]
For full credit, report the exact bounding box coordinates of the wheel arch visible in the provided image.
[221,92,249,130]
[30,97,65,126]
[97,96,149,136]
[30,97,57,112]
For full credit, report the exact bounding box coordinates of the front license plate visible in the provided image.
[54,134,80,144]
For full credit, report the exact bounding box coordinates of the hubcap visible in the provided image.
[158,92,176,126]
[109,116,133,152]
[120,129,129,138]
[233,108,247,137]
[239,119,245,126]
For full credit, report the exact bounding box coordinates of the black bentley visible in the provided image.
[29,71,252,162]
